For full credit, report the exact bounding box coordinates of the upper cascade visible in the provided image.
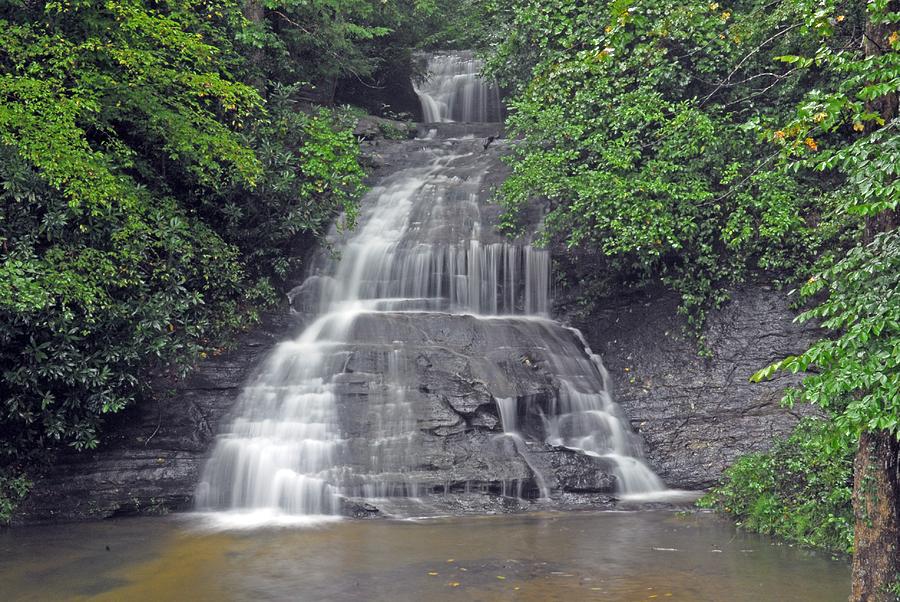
[413,51,503,123]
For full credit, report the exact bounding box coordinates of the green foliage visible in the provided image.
[377,120,411,140]
[249,0,392,86]
[484,0,853,331]
[196,89,366,296]
[416,0,501,50]
[751,1,899,445]
[0,0,455,521]
[0,0,386,491]
[699,418,855,554]
[247,0,449,106]
[485,0,897,561]
[0,147,248,453]
[0,0,263,456]
[754,231,900,439]
[0,470,31,525]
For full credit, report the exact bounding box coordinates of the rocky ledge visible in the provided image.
[15,282,819,524]
[573,284,822,490]
[13,314,293,524]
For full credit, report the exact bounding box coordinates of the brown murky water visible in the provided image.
[0,510,848,601]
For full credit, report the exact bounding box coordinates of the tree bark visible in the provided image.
[852,4,900,600]
[850,431,900,601]
[862,4,899,125]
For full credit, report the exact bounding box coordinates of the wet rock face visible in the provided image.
[15,132,819,523]
[17,284,816,523]
[352,116,417,140]
[546,450,618,493]
[14,313,294,524]
[16,310,620,523]
[571,285,822,490]
[240,311,623,503]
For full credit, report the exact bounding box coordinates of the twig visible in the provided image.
[701,22,802,107]
[271,10,383,90]
[145,396,162,446]
[701,150,781,207]
[722,68,799,108]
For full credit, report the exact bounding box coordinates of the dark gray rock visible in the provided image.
[340,498,381,519]
[353,115,416,140]
[14,132,820,524]
[416,123,505,139]
[14,313,292,524]
[545,448,617,493]
[571,284,821,490]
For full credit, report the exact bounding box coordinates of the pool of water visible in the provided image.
[0,510,848,601]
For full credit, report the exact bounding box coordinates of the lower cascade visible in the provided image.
[195,54,667,523]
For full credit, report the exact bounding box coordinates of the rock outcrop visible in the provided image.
[573,285,821,490]
[352,115,417,140]
[15,133,820,523]
[14,314,291,523]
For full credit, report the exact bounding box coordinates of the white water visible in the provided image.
[413,51,502,123]
[495,397,551,500]
[195,53,666,524]
[195,146,553,521]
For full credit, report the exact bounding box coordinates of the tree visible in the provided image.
[481,0,898,595]
[0,0,366,493]
[483,0,842,335]
[751,2,899,598]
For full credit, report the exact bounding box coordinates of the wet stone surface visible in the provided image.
[569,285,822,490]
[16,132,821,523]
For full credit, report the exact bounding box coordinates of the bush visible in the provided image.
[0,471,31,525]
[482,0,854,333]
[698,417,854,554]
[0,1,367,480]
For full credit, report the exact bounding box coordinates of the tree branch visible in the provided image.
[701,22,802,107]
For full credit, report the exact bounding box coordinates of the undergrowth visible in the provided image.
[698,417,854,554]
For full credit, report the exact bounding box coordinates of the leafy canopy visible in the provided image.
[484,0,856,333]
[752,1,899,444]
[0,0,379,469]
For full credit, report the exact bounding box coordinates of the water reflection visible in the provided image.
[0,511,849,601]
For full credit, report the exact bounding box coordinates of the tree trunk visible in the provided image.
[850,431,900,601]
[862,4,899,125]
[852,5,900,598]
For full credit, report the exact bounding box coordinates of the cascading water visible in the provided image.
[413,51,503,123]
[195,52,666,525]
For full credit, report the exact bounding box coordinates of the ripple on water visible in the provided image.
[0,511,850,602]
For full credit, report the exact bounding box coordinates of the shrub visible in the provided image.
[699,417,854,554]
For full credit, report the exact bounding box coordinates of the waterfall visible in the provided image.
[195,52,665,525]
[495,397,551,500]
[412,51,502,123]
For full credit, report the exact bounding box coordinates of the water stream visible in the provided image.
[413,51,503,123]
[194,52,668,526]
[0,50,851,602]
